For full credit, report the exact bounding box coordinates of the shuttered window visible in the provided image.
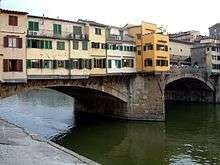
[28,21,39,31]
[9,15,18,26]
[57,41,65,50]
[53,24,62,35]
[3,37,22,48]
[3,59,23,72]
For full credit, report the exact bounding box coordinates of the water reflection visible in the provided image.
[0,89,220,164]
[0,88,74,139]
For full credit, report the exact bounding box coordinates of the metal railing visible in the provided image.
[27,30,88,40]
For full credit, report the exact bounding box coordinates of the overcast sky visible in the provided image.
[1,0,220,35]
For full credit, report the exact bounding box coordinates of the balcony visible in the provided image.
[27,30,88,40]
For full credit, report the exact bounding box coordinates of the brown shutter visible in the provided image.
[14,16,18,26]
[17,38,22,48]
[4,37,8,47]
[3,59,9,72]
[16,60,23,72]
[9,16,13,25]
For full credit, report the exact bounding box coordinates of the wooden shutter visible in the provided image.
[9,16,13,25]
[16,60,23,72]
[14,16,18,26]
[17,38,22,48]
[3,59,9,72]
[4,37,8,47]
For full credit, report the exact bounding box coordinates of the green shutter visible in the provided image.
[53,24,57,34]
[27,39,32,48]
[64,60,70,69]
[53,60,58,69]
[40,40,44,49]
[34,22,39,31]
[58,25,61,35]
[28,21,33,30]
[26,60,32,68]
[108,60,112,68]
[49,41,52,49]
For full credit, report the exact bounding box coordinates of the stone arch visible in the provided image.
[0,78,129,103]
[165,74,214,91]
[165,74,215,103]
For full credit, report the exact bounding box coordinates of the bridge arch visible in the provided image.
[165,73,215,103]
[0,77,130,119]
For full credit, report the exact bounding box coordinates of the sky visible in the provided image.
[1,0,220,35]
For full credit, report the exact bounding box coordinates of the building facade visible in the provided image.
[169,30,200,42]
[0,9,28,82]
[126,22,170,73]
[169,39,193,66]
[106,26,136,74]
[191,40,220,74]
[209,23,220,40]
[0,9,171,83]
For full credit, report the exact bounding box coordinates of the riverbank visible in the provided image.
[0,118,99,165]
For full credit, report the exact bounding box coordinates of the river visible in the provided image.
[0,89,220,165]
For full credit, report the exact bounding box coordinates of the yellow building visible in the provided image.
[127,22,170,73]
[0,9,28,82]
[78,19,107,75]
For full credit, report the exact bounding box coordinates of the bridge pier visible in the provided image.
[73,75,165,121]
[127,74,165,121]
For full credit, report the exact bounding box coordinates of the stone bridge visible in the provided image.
[0,68,219,121]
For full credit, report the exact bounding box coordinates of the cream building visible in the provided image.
[106,26,136,74]
[0,9,28,82]
[26,16,90,79]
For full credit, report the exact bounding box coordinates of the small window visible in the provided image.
[138,50,141,55]
[28,21,39,31]
[82,41,88,50]
[53,24,62,35]
[73,26,82,35]
[57,41,65,50]
[95,28,101,35]
[73,41,79,50]
[9,15,18,26]
[144,59,153,66]
[137,34,142,40]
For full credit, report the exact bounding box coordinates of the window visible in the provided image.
[43,60,53,69]
[28,21,39,31]
[9,15,18,26]
[58,60,64,68]
[145,44,154,51]
[82,41,88,50]
[53,24,62,35]
[57,41,65,50]
[137,34,142,40]
[156,60,168,66]
[73,41,79,50]
[94,59,106,68]
[144,59,153,66]
[3,59,23,72]
[207,47,210,51]
[95,28,101,35]
[138,50,141,55]
[73,26,82,35]
[212,47,216,51]
[122,59,134,68]
[4,37,22,48]
[115,60,121,68]
[84,59,92,69]
[101,43,107,49]
[156,44,168,51]
[27,39,52,49]
[91,42,100,49]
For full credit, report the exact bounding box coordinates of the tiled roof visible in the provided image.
[0,8,28,15]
